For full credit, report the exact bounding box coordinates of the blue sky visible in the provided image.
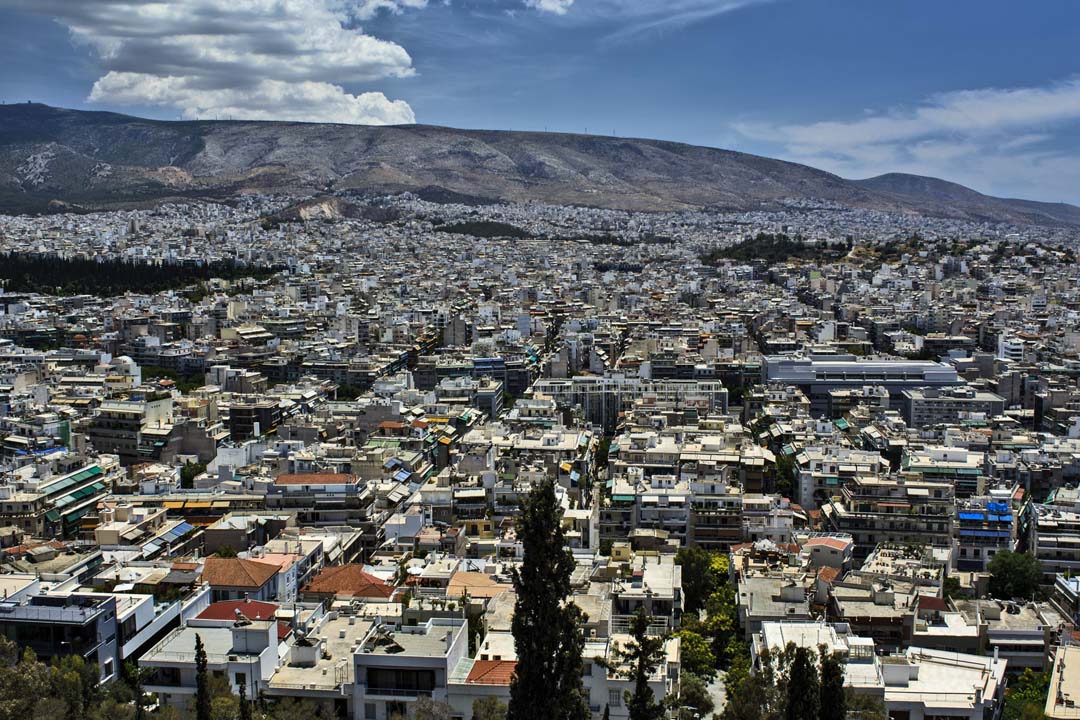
[3,0,1079,203]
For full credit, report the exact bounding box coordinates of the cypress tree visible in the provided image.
[786,647,820,720]
[508,479,588,720]
[818,651,846,720]
[239,680,253,720]
[194,633,211,720]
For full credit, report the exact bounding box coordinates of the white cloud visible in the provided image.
[521,0,771,37]
[526,0,574,14]
[741,78,1080,149]
[89,73,416,124]
[17,0,418,124]
[350,0,429,21]
[735,77,1080,202]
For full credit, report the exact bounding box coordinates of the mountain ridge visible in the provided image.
[1,103,1077,226]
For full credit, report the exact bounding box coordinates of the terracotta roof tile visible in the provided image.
[302,564,395,599]
[197,600,291,640]
[201,557,280,589]
[466,660,517,685]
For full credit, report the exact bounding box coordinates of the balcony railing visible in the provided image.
[361,685,434,699]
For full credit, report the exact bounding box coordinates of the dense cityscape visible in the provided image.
[0,189,1076,720]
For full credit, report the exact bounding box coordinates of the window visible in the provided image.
[235,672,246,689]
[609,690,622,708]
[365,703,377,720]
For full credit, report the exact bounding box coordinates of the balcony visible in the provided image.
[360,684,434,699]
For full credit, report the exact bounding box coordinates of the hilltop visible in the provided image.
[1,103,1077,226]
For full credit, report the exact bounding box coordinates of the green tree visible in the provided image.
[1002,669,1050,720]
[942,576,963,601]
[673,630,716,678]
[701,583,738,665]
[50,654,100,720]
[508,479,588,720]
[194,634,211,720]
[675,547,720,615]
[988,551,1043,600]
[602,608,665,720]
[123,661,150,720]
[264,698,337,719]
[238,680,252,720]
[845,689,887,720]
[0,644,52,720]
[721,646,786,720]
[818,651,846,720]
[181,462,208,487]
[774,454,797,498]
[785,647,819,720]
[473,697,509,720]
[414,698,453,720]
[678,672,715,719]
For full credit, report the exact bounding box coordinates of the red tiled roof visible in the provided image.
[198,599,279,621]
[816,567,840,585]
[197,600,292,640]
[201,557,279,589]
[466,660,517,685]
[302,564,395,599]
[805,537,851,551]
[274,473,355,486]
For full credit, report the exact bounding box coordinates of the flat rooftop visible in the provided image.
[1046,645,1080,719]
[268,615,372,690]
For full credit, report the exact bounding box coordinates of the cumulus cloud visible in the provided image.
[526,0,574,15]
[735,77,1080,203]
[89,74,415,124]
[16,0,418,124]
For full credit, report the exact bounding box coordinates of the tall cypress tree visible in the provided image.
[818,652,846,720]
[508,479,588,720]
[239,679,253,720]
[786,647,820,720]
[194,633,211,720]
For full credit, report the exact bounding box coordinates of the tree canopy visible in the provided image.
[987,551,1043,600]
[0,252,280,298]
